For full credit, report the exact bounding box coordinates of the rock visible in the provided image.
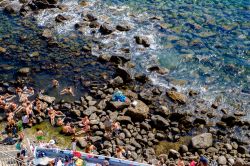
[225,143,233,151]
[86,13,97,21]
[125,100,149,121]
[134,36,150,47]
[131,139,141,148]
[58,4,68,11]
[108,101,130,111]
[55,14,69,22]
[4,1,21,14]
[228,158,235,165]
[98,54,110,62]
[193,118,206,125]
[70,109,81,117]
[123,129,131,138]
[155,106,170,118]
[152,115,169,128]
[100,23,114,35]
[90,136,102,143]
[148,65,169,75]
[79,0,88,6]
[0,47,6,53]
[38,95,55,104]
[221,115,236,126]
[109,76,123,87]
[110,54,131,65]
[117,116,132,124]
[233,158,244,166]
[115,66,132,82]
[166,91,187,104]
[47,0,58,4]
[168,149,180,159]
[134,73,149,83]
[238,146,247,154]
[155,133,165,140]
[18,67,31,75]
[218,156,227,165]
[83,106,97,116]
[191,133,213,149]
[77,137,88,148]
[179,145,188,153]
[124,90,138,100]
[116,23,131,31]
[231,142,238,149]
[42,29,52,39]
[89,21,100,28]
[140,122,151,131]
[206,147,218,154]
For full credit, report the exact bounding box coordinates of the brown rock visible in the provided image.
[125,100,149,121]
[166,91,187,104]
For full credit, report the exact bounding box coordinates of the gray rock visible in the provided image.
[86,13,97,21]
[125,100,149,121]
[233,158,244,166]
[152,115,170,128]
[155,133,165,140]
[116,23,131,31]
[131,151,138,160]
[117,116,132,124]
[131,139,141,148]
[238,146,247,154]
[90,136,102,143]
[140,122,151,131]
[123,129,131,138]
[42,29,52,39]
[70,109,81,117]
[89,21,100,28]
[218,156,227,165]
[179,145,188,153]
[148,65,169,75]
[4,1,21,14]
[228,158,235,165]
[77,137,88,148]
[38,95,55,104]
[84,106,97,116]
[231,142,238,149]
[191,133,213,149]
[225,143,233,151]
[168,149,180,159]
[155,106,170,118]
[95,131,104,136]
[206,147,219,154]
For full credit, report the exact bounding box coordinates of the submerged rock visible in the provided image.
[191,133,213,149]
[166,91,187,104]
[148,65,169,75]
[134,36,150,47]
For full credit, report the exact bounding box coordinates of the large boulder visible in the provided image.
[166,91,187,104]
[125,100,149,121]
[4,1,22,14]
[191,133,213,149]
[38,95,56,104]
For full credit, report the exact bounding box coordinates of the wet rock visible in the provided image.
[77,137,88,148]
[134,36,150,47]
[125,100,149,121]
[100,23,114,35]
[152,115,169,128]
[148,65,169,75]
[218,156,227,165]
[188,89,198,96]
[4,1,22,14]
[116,23,131,31]
[85,13,97,22]
[191,133,213,149]
[115,66,132,82]
[79,0,88,6]
[89,21,100,28]
[221,115,236,126]
[110,54,131,64]
[166,91,187,104]
[55,14,69,22]
[98,54,110,62]
[134,73,149,83]
[38,95,55,104]
[0,47,7,53]
[18,67,31,75]
[42,29,52,39]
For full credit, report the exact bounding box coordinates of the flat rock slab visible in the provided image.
[191,133,213,149]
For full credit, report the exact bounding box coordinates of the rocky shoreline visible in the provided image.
[0,0,250,165]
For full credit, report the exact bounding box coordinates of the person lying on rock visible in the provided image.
[78,116,90,127]
[60,87,75,96]
[85,144,96,154]
[52,79,59,88]
[115,146,126,159]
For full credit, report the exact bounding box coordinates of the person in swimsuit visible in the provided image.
[60,87,75,96]
[36,128,44,142]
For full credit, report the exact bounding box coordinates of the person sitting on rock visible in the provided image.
[60,87,75,96]
[85,144,96,154]
[52,79,59,88]
[112,121,121,136]
[36,128,44,143]
[115,146,126,159]
[79,116,90,127]
[34,99,42,115]
[62,122,72,135]
[56,117,64,126]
